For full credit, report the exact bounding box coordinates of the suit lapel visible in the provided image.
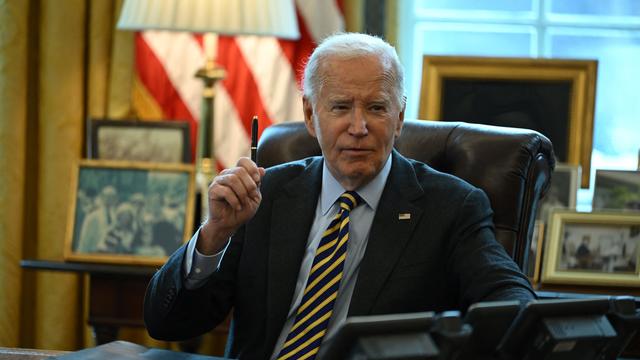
[265,158,323,349]
[348,151,425,316]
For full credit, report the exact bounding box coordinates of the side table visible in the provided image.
[20,259,228,352]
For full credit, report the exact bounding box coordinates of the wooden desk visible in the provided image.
[20,260,228,352]
[0,347,68,360]
[21,259,155,344]
[0,341,227,359]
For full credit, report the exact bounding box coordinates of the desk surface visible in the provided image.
[20,259,156,276]
[0,347,68,360]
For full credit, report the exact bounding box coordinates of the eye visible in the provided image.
[369,104,387,112]
[331,103,350,111]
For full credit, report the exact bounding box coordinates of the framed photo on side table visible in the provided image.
[87,119,191,163]
[541,210,640,288]
[65,160,195,266]
[537,163,580,222]
[419,56,597,188]
[593,169,640,211]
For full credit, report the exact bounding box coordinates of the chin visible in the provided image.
[340,167,377,185]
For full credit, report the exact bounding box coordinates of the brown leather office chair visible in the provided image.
[256,119,555,271]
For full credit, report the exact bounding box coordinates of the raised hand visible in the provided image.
[198,157,265,254]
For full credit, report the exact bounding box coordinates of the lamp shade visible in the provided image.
[117,0,300,39]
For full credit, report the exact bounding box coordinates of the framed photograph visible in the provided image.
[87,119,191,163]
[65,160,195,266]
[592,170,640,211]
[419,56,597,188]
[527,221,545,284]
[537,163,580,222]
[541,210,640,287]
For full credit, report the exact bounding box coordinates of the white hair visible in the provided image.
[302,32,406,108]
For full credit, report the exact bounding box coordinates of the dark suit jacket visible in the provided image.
[144,150,535,359]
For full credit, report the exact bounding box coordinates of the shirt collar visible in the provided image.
[320,154,393,215]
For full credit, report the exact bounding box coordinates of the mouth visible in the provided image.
[340,147,373,156]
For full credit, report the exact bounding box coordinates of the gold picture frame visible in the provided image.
[419,56,597,187]
[65,160,195,266]
[541,210,640,287]
[537,163,580,222]
[87,118,192,164]
[592,169,640,211]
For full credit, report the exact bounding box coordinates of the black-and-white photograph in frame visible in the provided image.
[537,163,580,222]
[593,170,640,211]
[557,221,639,274]
[66,160,194,265]
[88,119,191,164]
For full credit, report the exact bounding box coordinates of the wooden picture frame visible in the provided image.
[88,119,191,163]
[419,56,597,187]
[65,160,195,266]
[541,210,640,287]
[537,163,580,222]
[593,169,640,211]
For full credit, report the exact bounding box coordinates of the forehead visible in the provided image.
[318,55,396,99]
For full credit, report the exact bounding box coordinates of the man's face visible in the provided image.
[304,55,405,190]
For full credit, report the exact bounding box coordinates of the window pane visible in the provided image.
[549,30,640,161]
[416,0,533,12]
[550,0,640,17]
[416,24,535,56]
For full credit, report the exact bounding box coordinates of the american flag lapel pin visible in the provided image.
[398,213,411,220]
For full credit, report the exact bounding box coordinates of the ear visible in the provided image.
[394,101,406,138]
[303,97,317,138]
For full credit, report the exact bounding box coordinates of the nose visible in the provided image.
[348,107,368,137]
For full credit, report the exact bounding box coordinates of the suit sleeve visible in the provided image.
[446,188,536,309]
[143,226,245,341]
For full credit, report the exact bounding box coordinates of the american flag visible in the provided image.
[131,1,345,170]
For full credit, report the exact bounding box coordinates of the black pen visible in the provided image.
[251,115,258,164]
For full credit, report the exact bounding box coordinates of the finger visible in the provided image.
[210,182,243,211]
[232,167,261,201]
[215,173,252,207]
[237,157,262,184]
[232,160,262,198]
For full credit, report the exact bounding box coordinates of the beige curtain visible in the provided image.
[0,0,133,349]
[0,0,30,347]
[0,0,220,352]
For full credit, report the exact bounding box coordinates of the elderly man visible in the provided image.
[144,33,534,359]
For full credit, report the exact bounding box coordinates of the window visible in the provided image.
[398,0,640,210]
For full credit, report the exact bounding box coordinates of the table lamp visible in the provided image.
[117,0,300,222]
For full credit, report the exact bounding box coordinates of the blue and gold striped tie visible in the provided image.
[277,191,363,360]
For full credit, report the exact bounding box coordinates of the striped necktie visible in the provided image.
[277,191,363,360]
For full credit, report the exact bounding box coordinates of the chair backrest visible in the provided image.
[256,119,556,270]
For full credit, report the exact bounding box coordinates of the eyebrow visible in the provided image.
[327,97,352,104]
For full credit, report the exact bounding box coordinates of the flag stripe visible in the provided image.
[278,8,316,88]
[217,36,273,137]
[134,34,198,161]
[236,37,303,124]
[296,0,345,42]
[214,85,251,167]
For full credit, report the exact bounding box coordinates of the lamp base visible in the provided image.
[194,56,225,226]
[194,157,216,225]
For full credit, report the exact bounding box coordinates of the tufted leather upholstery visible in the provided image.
[256,119,555,271]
